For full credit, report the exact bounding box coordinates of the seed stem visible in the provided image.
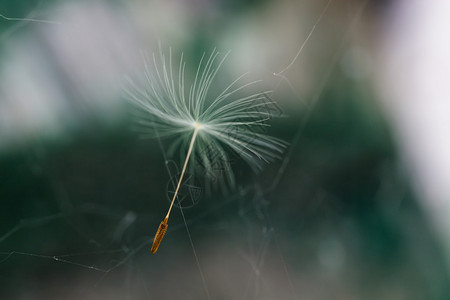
[166,126,199,219]
[151,125,200,254]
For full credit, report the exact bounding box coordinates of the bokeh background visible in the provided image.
[1,0,450,299]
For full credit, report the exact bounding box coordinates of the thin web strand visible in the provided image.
[0,12,61,25]
[269,0,369,192]
[273,0,332,76]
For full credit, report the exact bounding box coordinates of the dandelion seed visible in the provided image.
[151,218,168,254]
[124,46,286,254]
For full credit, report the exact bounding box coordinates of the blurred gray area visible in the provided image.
[1,0,450,299]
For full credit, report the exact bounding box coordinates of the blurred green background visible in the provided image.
[1,0,450,299]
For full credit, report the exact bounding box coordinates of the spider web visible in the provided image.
[1,0,449,299]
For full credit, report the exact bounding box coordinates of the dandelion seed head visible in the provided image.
[124,45,287,189]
